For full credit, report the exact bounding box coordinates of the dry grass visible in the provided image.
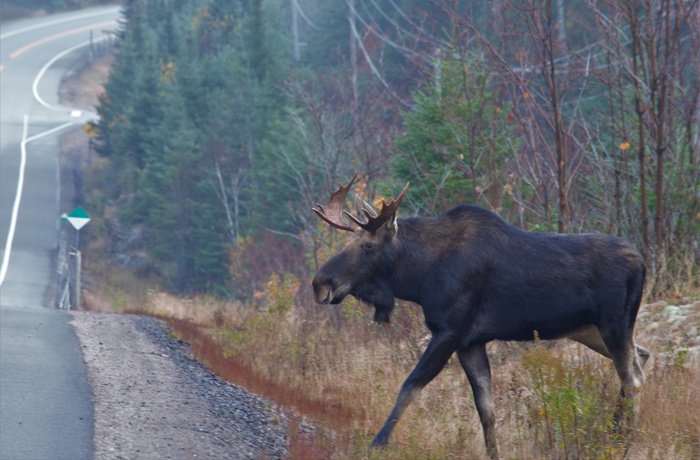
[84,274,699,460]
[59,54,113,111]
[633,357,700,459]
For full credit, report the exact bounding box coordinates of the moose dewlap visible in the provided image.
[312,175,648,459]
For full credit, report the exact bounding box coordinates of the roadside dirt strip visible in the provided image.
[70,311,288,459]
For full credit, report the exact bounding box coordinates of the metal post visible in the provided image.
[72,228,81,309]
[89,30,94,63]
[74,249,81,310]
[64,207,90,309]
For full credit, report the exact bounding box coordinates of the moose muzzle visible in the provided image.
[312,272,349,305]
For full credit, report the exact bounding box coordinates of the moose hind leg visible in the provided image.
[569,325,647,395]
[371,333,456,448]
[602,334,645,437]
[570,323,647,445]
[457,343,499,460]
[568,324,612,358]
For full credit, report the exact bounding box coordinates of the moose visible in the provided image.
[312,175,649,459]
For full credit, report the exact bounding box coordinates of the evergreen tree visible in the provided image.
[393,55,515,214]
[134,80,228,293]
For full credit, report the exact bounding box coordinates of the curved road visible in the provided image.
[0,7,121,459]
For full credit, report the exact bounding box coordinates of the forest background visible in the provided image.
[82,0,698,299]
[50,0,700,457]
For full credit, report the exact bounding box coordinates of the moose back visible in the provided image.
[311,176,648,459]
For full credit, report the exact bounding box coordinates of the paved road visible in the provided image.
[0,7,121,459]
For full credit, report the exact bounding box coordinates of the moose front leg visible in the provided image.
[457,343,499,460]
[371,333,457,448]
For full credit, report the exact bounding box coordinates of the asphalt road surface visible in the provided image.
[0,7,121,459]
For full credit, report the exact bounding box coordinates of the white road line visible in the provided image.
[1,12,115,285]
[25,121,76,143]
[0,117,29,286]
[0,7,121,40]
[32,39,92,111]
[0,117,75,287]
[32,34,112,112]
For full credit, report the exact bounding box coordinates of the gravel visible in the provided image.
[70,311,289,459]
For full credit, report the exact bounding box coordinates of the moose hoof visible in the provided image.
[370,433,389,449]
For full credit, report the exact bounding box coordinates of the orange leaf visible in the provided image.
[619,141,631,151]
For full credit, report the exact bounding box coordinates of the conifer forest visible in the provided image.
[91,0,698,298]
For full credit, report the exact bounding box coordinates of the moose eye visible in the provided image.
[362,242,374,251]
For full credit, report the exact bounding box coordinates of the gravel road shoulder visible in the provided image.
[70,311,288,459]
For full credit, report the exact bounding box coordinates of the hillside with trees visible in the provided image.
[91,0,698,298]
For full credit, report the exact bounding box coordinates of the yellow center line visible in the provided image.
[9,20,117,59]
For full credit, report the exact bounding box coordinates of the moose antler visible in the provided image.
[312,175,360,232]
[313,175,410,234]
[345,182,409,233]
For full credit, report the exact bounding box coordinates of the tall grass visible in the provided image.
[517,339,624,459]
[85,272,699,459]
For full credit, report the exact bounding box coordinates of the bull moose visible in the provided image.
[312,175,649,459]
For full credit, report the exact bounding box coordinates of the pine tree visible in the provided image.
[393,55,515,214]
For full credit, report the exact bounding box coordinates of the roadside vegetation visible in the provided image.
[62,0,700,458]
[81,256,699,459]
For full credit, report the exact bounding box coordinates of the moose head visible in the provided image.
[311,175,409,322]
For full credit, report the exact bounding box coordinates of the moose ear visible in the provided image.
[385,212,399,235]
